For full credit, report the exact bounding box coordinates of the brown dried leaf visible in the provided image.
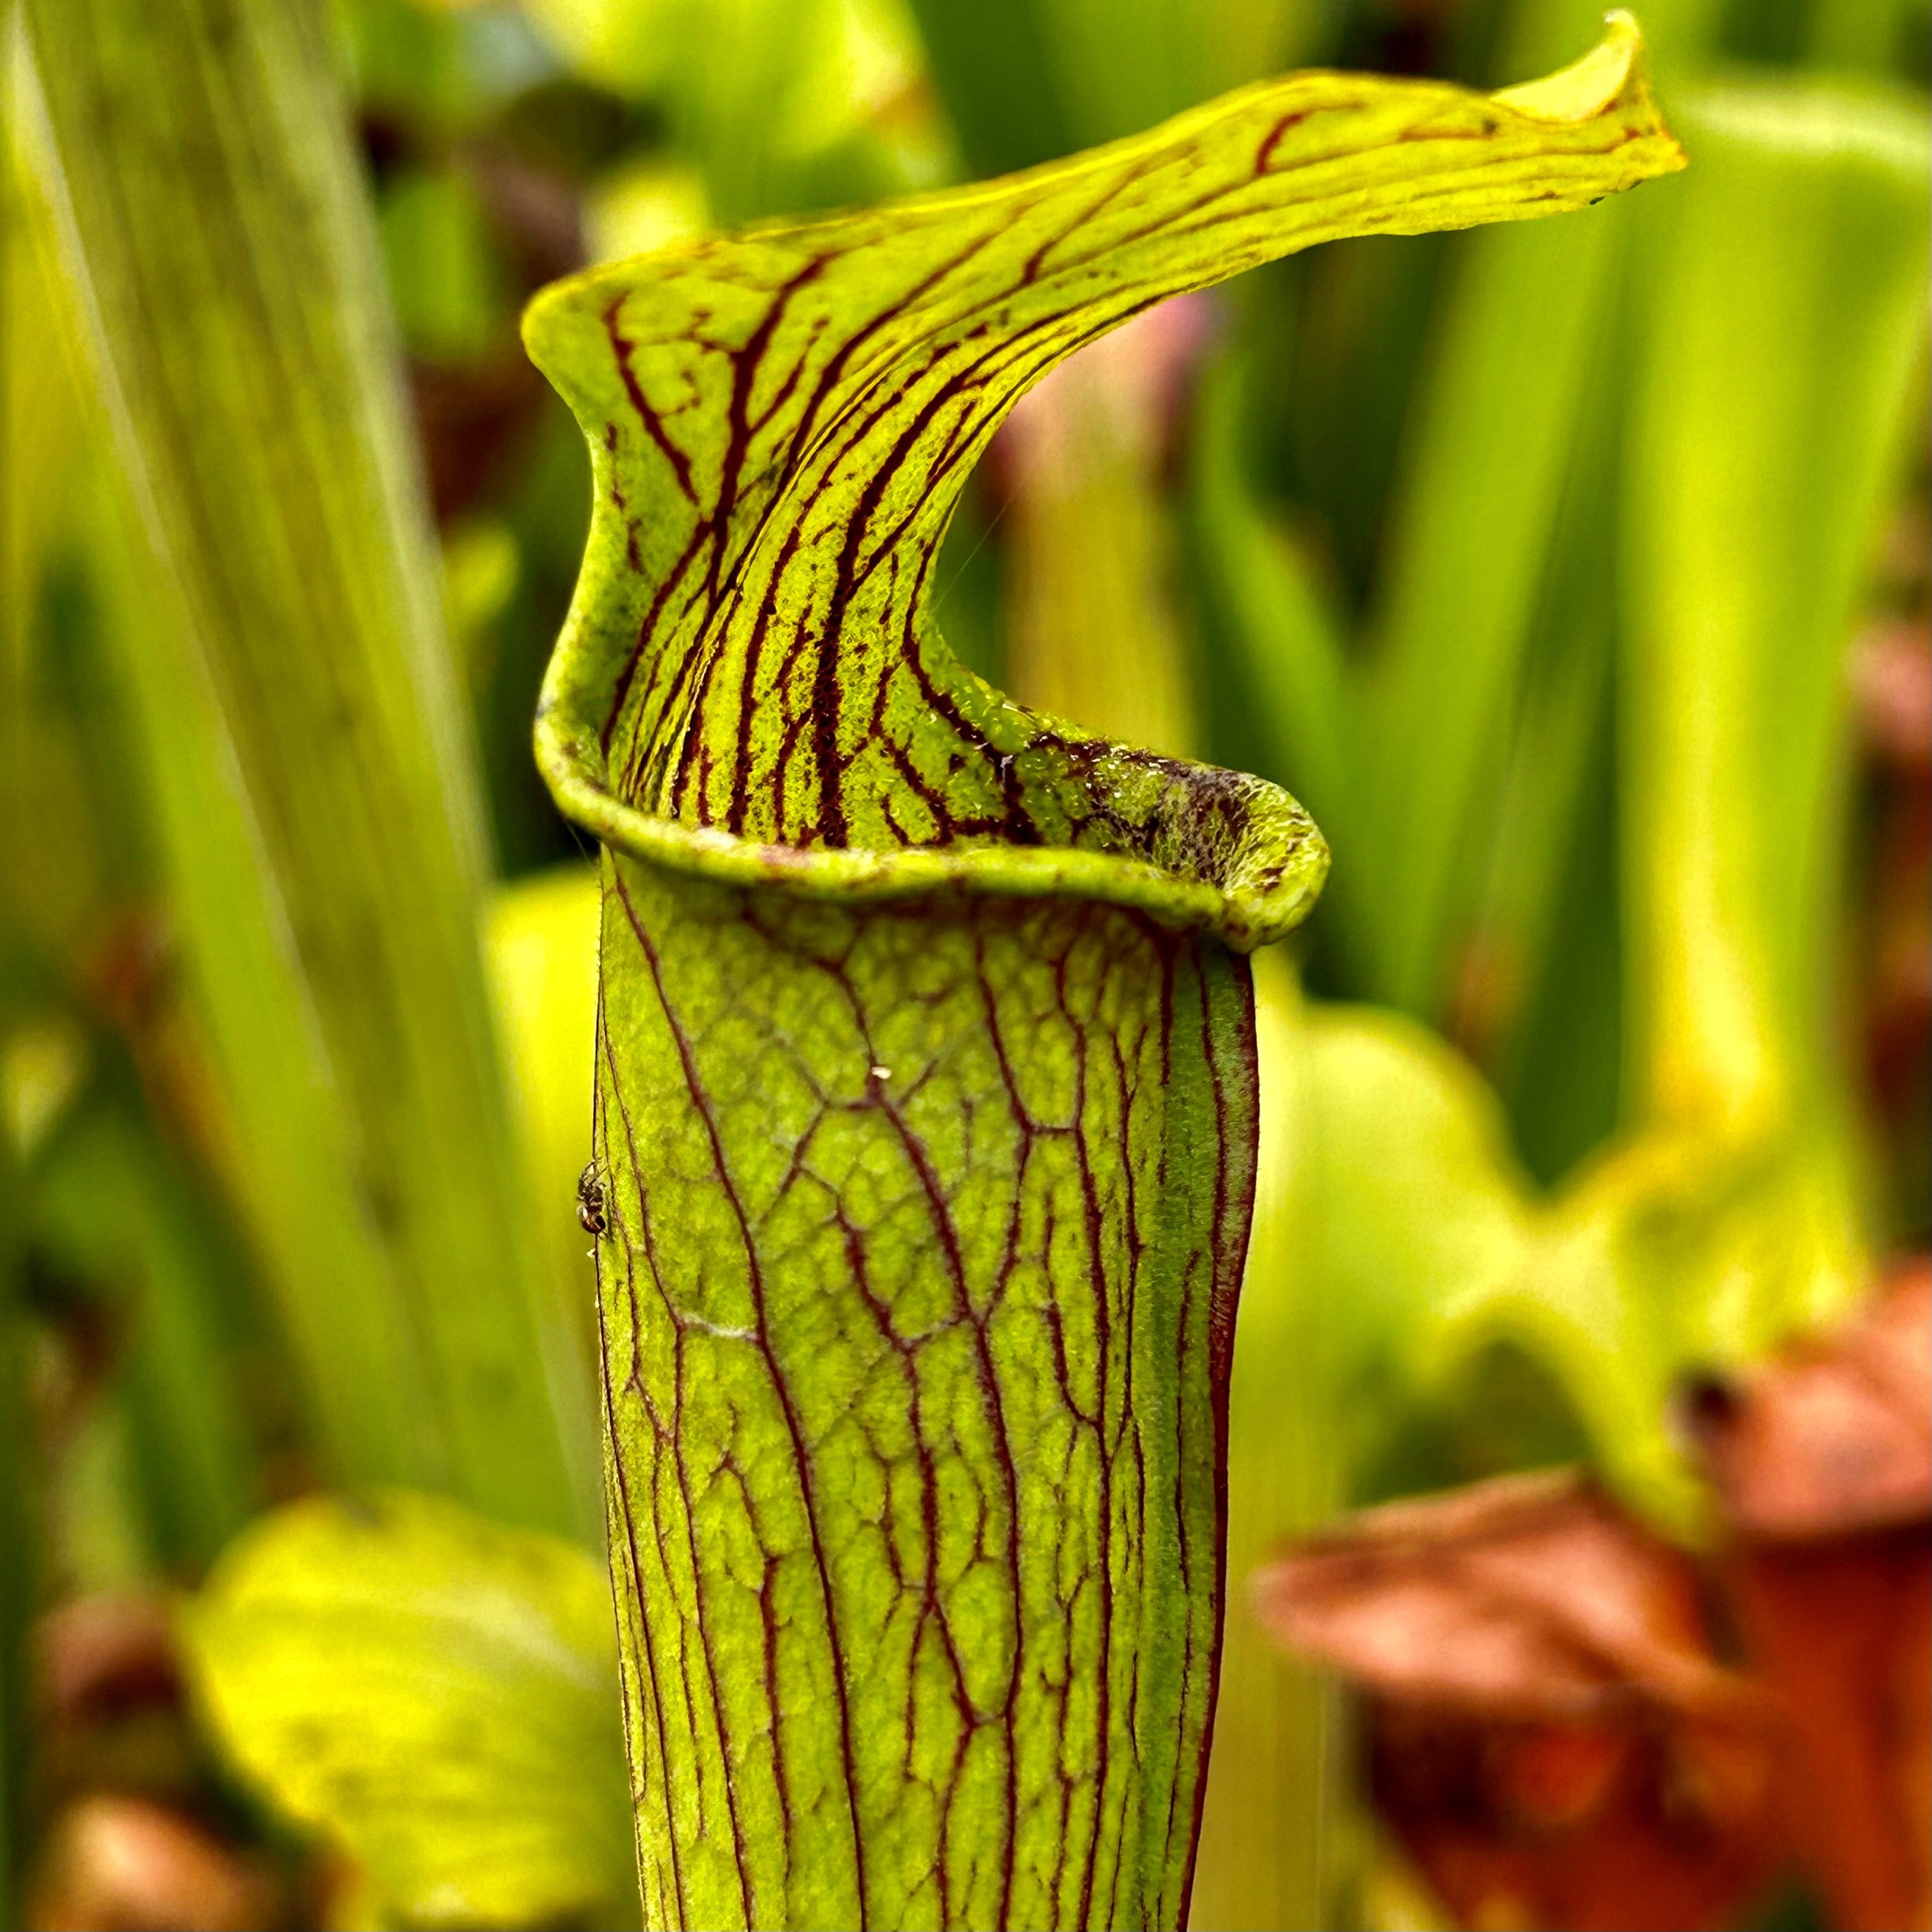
[1696,1263,1932,1932]
[1366,1703,1781,1932]
[33,1593,200,1810]
[1854,620,1932,774]
[1252,1469,1745,1719]
[37,1594,180,1726]
[1255,1472,1783,1931]
[1692,1260,1931,1540]
[1723,1533,1930,1932]
[28,1796,280,1932]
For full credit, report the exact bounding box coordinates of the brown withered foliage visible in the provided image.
[28,1794,280,1932]
[1254,1470,1781,1932]
[1692,1261,1932,1932]
[1258,1267,1932,1932]
[1692,1260,1929,1541]
[34,1594,190,1803]
[27,1595,293,1932]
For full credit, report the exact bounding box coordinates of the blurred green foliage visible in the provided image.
[4,0,1926,1924]
[25,0,597,1540]
[184,1489,635,1927]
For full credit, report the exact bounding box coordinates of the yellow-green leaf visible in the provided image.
[182,1491,633,1931]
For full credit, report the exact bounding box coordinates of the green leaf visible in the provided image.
[1219,973,1542,1583]
[522,0,936,223]
[2,68,104,981]
[1353,197,1630,1014]
[1501,1128,1868,1527]
[1034,0,1322,151]
[28,1081,261,1574]
[1622,76,1931,1130]
[1459,342,1624,1170]
[1348,0,1726,1021]
[377,166,509,364]
[21,0,595,1535]
[1,90,81,696]
[182,1490,634,1931]
[1806,0,1922,74]
[903,0,1076,175]
[1000,300,1206,757]
[83,479,444,1499]
[910,0,1323,175]
[525,19,1680,1926]
[1279,1000,1540,1457]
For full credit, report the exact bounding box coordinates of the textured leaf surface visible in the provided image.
[594,867,1257,1930]
[525,11,1680,940]
[525,19,1681,1928]
[183,1491,633,1930]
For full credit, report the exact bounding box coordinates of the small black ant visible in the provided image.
[576,1161,609,1237]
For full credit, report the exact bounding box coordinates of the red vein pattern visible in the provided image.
[527,24,1678,919]
[522,25,1682,1927]
[595,860,1255,1929]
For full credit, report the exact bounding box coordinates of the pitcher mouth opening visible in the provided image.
[537,677,1329,952]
